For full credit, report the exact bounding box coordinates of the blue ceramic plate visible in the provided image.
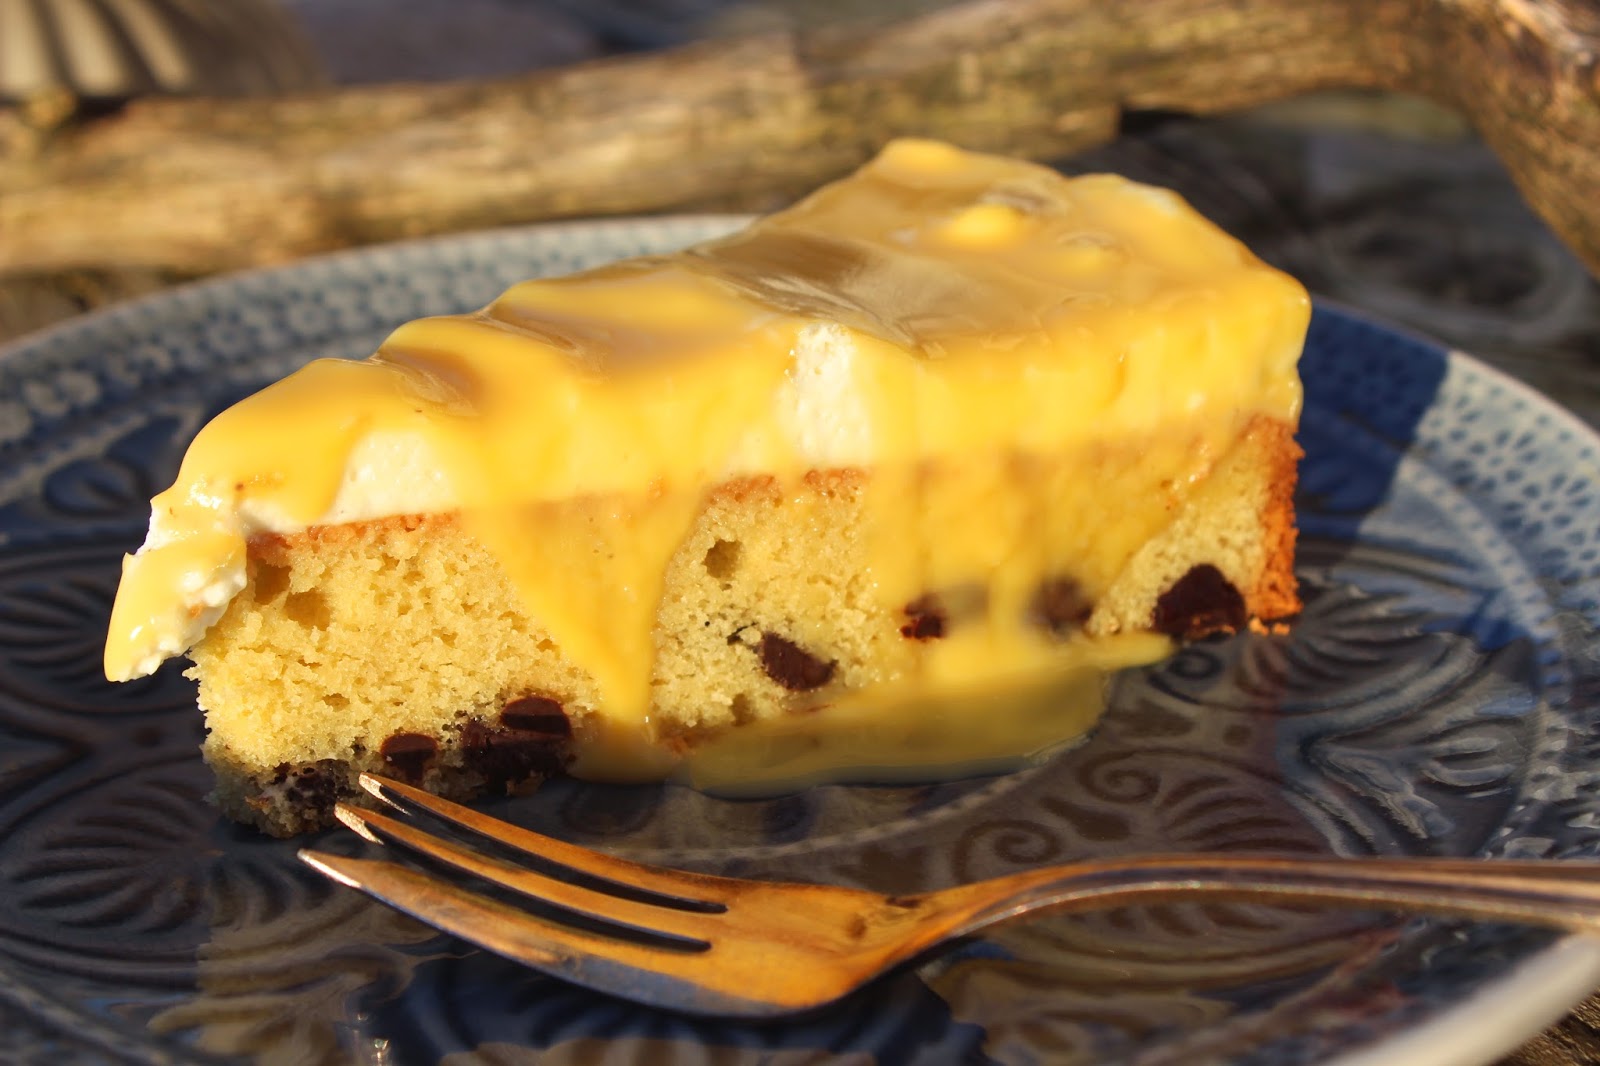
[3,217,1600,1066]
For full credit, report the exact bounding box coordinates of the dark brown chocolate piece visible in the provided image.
[1029,577,1092,636]
[757,632,836,691]
[379,732,439,782]
[1152,564,1246,637]
[899,585,988,639]
[461,700,571,794]
[270,759,349,823]
[501,695,571,736]
[900,594,946,640]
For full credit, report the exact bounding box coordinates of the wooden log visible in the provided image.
[1,0,1598,278]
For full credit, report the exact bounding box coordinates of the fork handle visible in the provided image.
[937,855,1600,940]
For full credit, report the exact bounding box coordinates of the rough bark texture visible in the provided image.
[0,0,1596,276]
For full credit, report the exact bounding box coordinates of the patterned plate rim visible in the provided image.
[1311,307,1600,1066]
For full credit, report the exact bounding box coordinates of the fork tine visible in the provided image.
[333,802,725,945]
[358,773,738,907]
[297,849,779,1017]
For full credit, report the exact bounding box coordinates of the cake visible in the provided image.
[104,139,1308,836]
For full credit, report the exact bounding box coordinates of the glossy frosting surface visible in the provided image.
[105,139,1308,714]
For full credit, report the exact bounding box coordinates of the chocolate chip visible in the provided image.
[900,585,987,639]
[279,760,349,821]
[1152,564,1246,637]
[1029,577,1092,636]
[756,632,836,691]
[380,732,439,782]
[900,595,946,640]
[461,717,570,794]
[500,695,571,737]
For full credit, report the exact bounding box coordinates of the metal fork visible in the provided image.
[300,773,1600,1018]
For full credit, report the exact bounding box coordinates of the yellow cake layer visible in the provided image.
[196,417,1297,834]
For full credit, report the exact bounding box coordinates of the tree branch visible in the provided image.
[2,0,1597,278]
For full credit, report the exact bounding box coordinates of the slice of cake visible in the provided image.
[105,139,1308,836]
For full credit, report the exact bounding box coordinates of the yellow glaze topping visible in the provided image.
[106,139,1308,722]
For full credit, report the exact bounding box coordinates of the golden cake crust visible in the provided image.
[1249,419,1304,624]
